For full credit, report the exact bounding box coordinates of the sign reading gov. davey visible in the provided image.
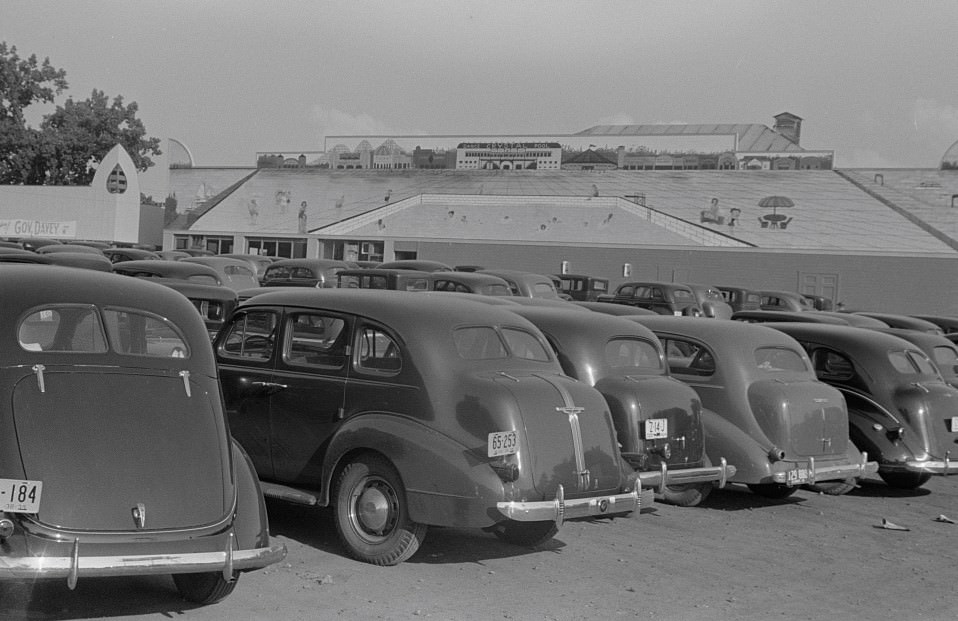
[0,220,77,238]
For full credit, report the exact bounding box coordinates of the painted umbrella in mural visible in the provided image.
[757,195,795,215]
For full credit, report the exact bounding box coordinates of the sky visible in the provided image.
[3,0,958,197]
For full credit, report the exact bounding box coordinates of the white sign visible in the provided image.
[0,219,77,238]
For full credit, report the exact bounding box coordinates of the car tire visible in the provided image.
[879,471,932,490]
[173,571,238,605]
[747,483,798,499]
[662,482,712,507]
[491,520,559,548]
[335,455,427,566]
[805,478,856,495]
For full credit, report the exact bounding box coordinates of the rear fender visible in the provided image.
[323,413,506,528]
[702,409,772,483]
[842,391,920,464]
[230,440,272,552]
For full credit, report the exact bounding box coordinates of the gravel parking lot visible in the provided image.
[3,474,956,621]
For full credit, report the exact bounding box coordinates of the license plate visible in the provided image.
[951,416,958,433]
[786,468,809,485]
[0,479,42,513]
[488,431,519,457]
[644,418,668,439]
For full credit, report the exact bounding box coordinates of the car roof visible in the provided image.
[767,322,923,355]
[628,315,800,349]
[266,258,350,269]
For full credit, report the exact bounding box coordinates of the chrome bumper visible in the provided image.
[496,482,652,527]
[0,533,286,590]
[901,453,954,475]
[771,452,879,485]
[637,457,736,494]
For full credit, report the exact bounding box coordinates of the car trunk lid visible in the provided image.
[12,367,231,531]
[748,379,848,458]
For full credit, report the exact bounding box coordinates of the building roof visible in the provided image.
[563,149,616,165]
[574,124,805,153]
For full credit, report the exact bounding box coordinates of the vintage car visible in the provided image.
[102,247,161,263]
[336,268,430,291]
[156,278,239,340]
[850,312,943,335]
[0,265,284,602]
[507,306,735,506]
[478,269,562,299]
[261,258,351,288]
[575,301,656,316]
[112,259,223,286]
[182,256,261,292]
[42,252,113,272]
[155,250,192,261]
[629,317,876,498]
[0,248,51,264]
[552,274,611,302]
[769,323,958,489]
[34,243,105,255]
[714,285,762,313]
[758,290,813,312]
[685,283,734,319]
[429,271,513,296]
[911,314,958,335]
[873,328,958,389]
[219,253,277,284]
[802,294,835,311]
[215,289,646,565]
[732,310,849,325]
[597,281,702,317]
[375,259,453,272]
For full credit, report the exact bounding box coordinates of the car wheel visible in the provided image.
[492,520,559,548]
[879,471,932,490]
[662,482,712,507]
[805,478,856,495]
[335,455,427,566]
[747,483,798,499]
[173,571,238,604]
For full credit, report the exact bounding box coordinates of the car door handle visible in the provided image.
[250,381,289,395]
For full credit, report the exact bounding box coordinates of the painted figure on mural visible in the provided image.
[701,197,724,224]
[728,207,741,227]
[247,198,259,224]
[298,201,308,233]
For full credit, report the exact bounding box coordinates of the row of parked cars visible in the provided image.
[2,242,956,607]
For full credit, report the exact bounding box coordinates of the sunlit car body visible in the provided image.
[0,266,284,602]
[685,283,734,319]
[215,289,645,565]
[42,252,113,272]
[769,323,958,489]
[553,274,611,302]
[181,256,260,292]
[715,285,762,312]
[429,271,514,296]
[850,312,943,335]
[261,258,351,288]
[597,281,702,316]
[758,290,813,312]
[507,306,734,506]
[478,269,562,299]
[34,243,104,255]
[629,317,876,498]
[112,259,223,286]
[336,268,430,291]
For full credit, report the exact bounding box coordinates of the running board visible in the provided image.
[260,482,319,505]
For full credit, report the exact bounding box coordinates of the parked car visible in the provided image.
[219,253,277,284]
[102,247,161,263]
[215,289,646,565]
[478,269,562,299]
[714,285,762,312]
[182,256,261,292]
[336,268,430,291]
[910,314,958,335]
[815,311,888,328]
[629,317,876,498]
[14,238,62,252]
[156,250,192,261]
[732,310,850,325]
[802,294,835,311]
[507,306,734,506]
[112,259,223,286]
[597,281,702,316]
[871,328,958,389]
[375,259,453,272]
[553,274,611,302]
[34,243,105,255]
[575,301,657,316]
[685,283,734,319]
[758,290,813,312]
[429,271,514,296]
[0,265,285,602]
[769,323,958,489]
[0,248,51,264]
[850,312,943,335]
[157,279,239,340]
[42,252,113,272]
[261,258,351,288]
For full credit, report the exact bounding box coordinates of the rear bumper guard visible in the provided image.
[771,452,879,486]
[0,532,287,590]
[899,452,953,475]
[637,457,736,494]
[496,482,652,527]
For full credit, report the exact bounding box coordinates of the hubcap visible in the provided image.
[354,479,396,536]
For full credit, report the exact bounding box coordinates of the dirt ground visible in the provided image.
[2,473,957,621]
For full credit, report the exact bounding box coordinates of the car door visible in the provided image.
[216,307,282,479]
[268,309,351,487]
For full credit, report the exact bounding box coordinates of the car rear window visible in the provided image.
[454,327,509,360]
[754,347,808,372]
[605,338,663,371]
[888,350,938,376]
[501,328,551,361]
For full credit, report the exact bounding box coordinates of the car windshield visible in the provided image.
[754,347,808,372]
[605,338,663,372]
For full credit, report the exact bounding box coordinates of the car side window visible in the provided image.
[285,312,347,369]
[661,337,715,376]
[813,349,854,381]
[617,285,634,298]
[355,325,401,374]
[219,310,278,361]
[102,308,190,358]
[501,327,551,361]
[18,305,108,353]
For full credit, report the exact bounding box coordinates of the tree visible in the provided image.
[0,42,160,185]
